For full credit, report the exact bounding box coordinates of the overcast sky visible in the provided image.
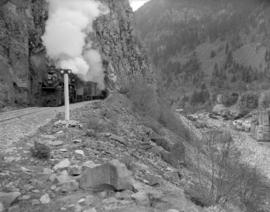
[129,0,150,11]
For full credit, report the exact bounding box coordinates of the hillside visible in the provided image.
[135,0,270,111]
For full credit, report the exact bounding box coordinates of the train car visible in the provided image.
[40,66,108,106]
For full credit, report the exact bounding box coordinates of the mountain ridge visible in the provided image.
[135,0,270,111]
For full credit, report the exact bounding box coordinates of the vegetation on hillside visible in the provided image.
[135,0,270,111]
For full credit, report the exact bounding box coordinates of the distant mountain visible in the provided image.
[135,0,270,111]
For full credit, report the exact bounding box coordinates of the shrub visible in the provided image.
[126,80,160,120]
[238,91,259,115]
[186,129,270,211]
[126,78,191,141]
[222,93,239,107]
[258,89,270,109]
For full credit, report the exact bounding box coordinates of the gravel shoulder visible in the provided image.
[0,102,91,155]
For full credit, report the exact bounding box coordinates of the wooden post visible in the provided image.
[64,73,70,121]
[60,69,72,121]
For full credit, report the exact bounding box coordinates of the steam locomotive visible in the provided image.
[40,66,107,106]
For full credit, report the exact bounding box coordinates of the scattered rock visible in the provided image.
[53,159,71,170]
[60,180,79,193]
[69,165,82,176]
[7,205,20,212]
[48,140,64,146]
[82,161,99,169]
[0,192,21,208]
[109,159,134,191]
[77,198,85,204]
[31,199,40,206]
[0,202,3,212]
[54,120,82,128]
[115,190,133,200]
[40,194,50,204]
[84,195,95,206]
[40,134,56,140]
[83,208,97,212]
[131,191,149,206]
[110,134,126,145]
[85,129,96,137]
[166,210,180,212]
[59,148,68,152]
[73,139,82,144]
[74,204,83,212]
[56,170,70,184]
[75,150,85,156]
[49,173,57,182]
[43,168,53,175]
[31,140,51,159]
[19,195,31,200]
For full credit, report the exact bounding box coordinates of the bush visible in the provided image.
[186,129,270,211]
[222,93,239,107]
[126,80,160,120]
[238,91,259,115]
[259,89,270,109]
[126,79,191,141]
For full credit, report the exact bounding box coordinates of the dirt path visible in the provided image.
[0,102,93,155]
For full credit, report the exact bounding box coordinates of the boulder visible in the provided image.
[109,159,134,191]
[53,159,71,170]
[79,163,118,191]
[40,193,50,204]
[79,160,134,192]
[0,192,21,208]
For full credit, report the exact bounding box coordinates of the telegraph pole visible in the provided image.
[60,69,72,121]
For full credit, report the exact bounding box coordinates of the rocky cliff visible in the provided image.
[0,0,47,107]
[0,0,152,108]
[135,0,270,111]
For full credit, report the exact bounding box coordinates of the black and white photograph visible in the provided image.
[0,0,270,211]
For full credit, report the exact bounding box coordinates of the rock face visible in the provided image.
[0,0,47,107]
[95,0,154,91]
[0,0,153,108]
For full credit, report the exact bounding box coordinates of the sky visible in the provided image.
[129,0,150,11]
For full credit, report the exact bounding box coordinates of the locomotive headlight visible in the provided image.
[60,70,64,74]
[68,70,72,74]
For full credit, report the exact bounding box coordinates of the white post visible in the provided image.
[64,73,70,121]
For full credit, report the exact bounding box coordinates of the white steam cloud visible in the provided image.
[42,0,108,89]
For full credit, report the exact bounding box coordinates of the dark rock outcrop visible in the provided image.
[0,0,47,107]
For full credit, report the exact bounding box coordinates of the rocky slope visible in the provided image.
[0,94,206,212]
[135,0,270,111]
[0,0,153,108]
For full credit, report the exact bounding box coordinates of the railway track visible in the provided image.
[0,101,99,124]
[0,107,52,123]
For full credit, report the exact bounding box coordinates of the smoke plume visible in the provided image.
[42,0,108,89]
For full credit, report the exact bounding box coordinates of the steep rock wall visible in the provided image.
[0,0,47,107]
